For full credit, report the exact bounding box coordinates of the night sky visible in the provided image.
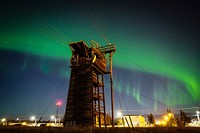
[0,0,200,120]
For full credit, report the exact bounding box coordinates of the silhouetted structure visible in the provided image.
[63,40,116,127]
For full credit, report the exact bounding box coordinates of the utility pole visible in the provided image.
[110,52,114,127]
[56,101,61,124]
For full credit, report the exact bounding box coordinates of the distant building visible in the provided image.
[123,115,146,127]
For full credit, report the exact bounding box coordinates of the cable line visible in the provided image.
[83,0,109,44]
[19,9,72,50]
[37,78,68,119]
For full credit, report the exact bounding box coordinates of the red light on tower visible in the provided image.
[55,100,62,124]
[56,100,62,107]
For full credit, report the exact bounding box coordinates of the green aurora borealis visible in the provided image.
[0,0,200,117]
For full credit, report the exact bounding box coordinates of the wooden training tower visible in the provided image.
[63,40,116,127]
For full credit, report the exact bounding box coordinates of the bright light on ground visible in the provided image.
[156,121,160,125]
[30,116,36,121]
[51,115,55,120]
[164,115,169,121]
[168,113,172,117]
[1,118,6,122]
[116,111,122,118]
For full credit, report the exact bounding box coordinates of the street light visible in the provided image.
[1,118,6,126]
[1,118,6,122]
[116,111,123,125]
[116,111,122,118]
[16,118,21,123]
[30,116,36,124]
[50,115,55,123]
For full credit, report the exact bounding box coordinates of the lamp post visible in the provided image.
[56,100,62,124]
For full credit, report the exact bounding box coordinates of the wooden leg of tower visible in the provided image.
[102,74,106,128]
[97,74,101,127]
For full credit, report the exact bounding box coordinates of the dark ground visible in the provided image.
[1,126,200,133]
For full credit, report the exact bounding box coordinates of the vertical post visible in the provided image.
[97,74,101,127]
[56,104,59,124]
[92,86,94,126]
[56,101,61,125]
[125,117,130,128]
[95,88,97,126]
[129,115,134,128]
[102,74,107,128]
[109,52,114,127]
